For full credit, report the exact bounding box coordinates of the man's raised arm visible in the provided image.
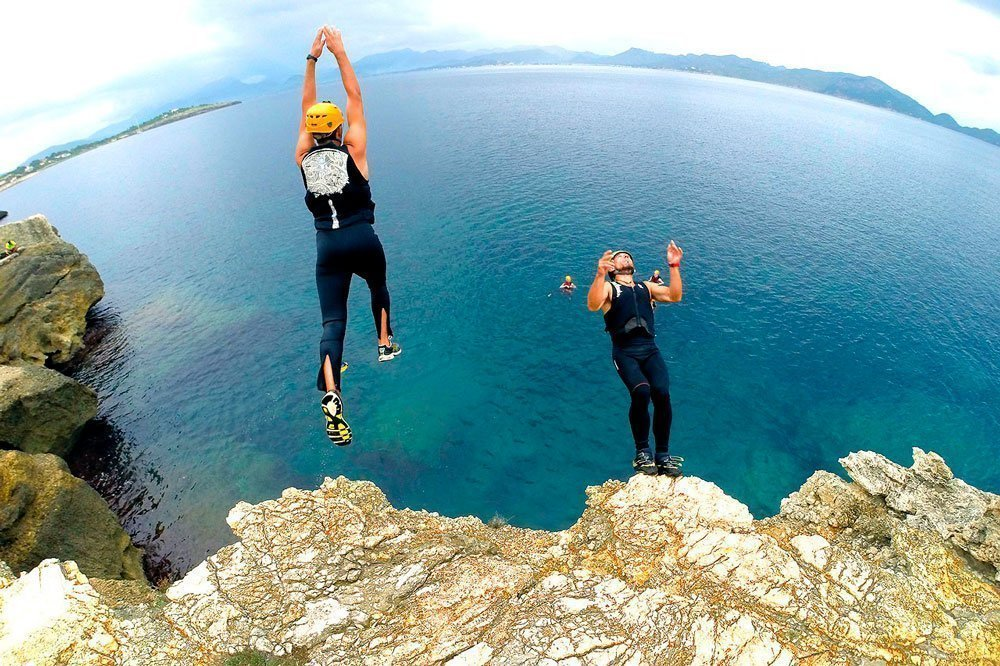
[588,250,615,312]
[649,241,683,303]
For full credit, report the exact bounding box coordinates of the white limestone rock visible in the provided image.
[1,450,998,664]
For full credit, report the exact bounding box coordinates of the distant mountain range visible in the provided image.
[351,46,1000,149]
[22,45,999,165]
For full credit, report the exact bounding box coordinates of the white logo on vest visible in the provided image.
[302,148,350,196]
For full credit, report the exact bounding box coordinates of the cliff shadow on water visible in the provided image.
[60,304,192,584]
[66,417,179,585]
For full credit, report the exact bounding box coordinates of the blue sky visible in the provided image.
[2,0,1000,171]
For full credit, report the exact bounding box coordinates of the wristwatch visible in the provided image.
[306,54,318,62]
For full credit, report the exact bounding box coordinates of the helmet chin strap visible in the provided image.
[612,269,636,283]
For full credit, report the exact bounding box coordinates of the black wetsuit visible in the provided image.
[302,140,392,390]
[604,280,672,454]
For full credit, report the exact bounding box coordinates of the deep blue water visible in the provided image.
[2,66,998,575]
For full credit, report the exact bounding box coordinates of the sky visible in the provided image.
[2,0,1000,171]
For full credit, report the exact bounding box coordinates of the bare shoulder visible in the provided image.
[295,129,313,166]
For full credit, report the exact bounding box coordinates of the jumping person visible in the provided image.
[587,243,684,475]
[296,26,401,447]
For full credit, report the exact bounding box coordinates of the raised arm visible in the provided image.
[295,29,326,166]
[648,241,684,303]
[587,250,616,312]
[324,26,368,179]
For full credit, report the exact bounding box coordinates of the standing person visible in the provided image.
[296,26,401,447]
[587,243,684,475]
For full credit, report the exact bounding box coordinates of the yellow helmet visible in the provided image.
[565,275,572,282]
[305,101,344,134]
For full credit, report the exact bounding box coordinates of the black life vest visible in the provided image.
[603,281,655,344]
[300,141,375,230]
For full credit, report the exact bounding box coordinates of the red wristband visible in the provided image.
[669,263,680,268]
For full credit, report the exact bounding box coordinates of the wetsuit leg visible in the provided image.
[628,385,652,451]
[315,230,355,391]
[612,348,652,450]
[354,226,393,340]
[639,349,672,455]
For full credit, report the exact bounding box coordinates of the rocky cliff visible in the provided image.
[1,448,997,665]
[0,214,104,366]
[0,363,97,456]
[0,451,145,581]
[0,214,101,457]
[0,214,144,584]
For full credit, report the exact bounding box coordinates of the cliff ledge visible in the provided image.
[1,447,998,665]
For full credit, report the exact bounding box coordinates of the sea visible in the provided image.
[2,65,998,576]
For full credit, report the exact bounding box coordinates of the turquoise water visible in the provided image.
[2,66,998,575]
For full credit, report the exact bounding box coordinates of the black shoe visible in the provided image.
[655,453,684,477]
[378,338,402,362]
[632,448,658,476]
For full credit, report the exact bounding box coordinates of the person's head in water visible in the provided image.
[609,250,635,279]
[305,101,344,145]
[653,269,660,278]
[564,275,573,284]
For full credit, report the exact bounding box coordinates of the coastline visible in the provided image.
[0,101,241,194]
[366,63,1000,152]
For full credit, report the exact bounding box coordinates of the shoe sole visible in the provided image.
[321,395,352,446]
[657,467,683,477]
[378,349,402,362]
[326,419,352,446]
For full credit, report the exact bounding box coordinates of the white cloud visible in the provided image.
[1,1,228,105]
[2,0,1000,171]
[0,1,231,170]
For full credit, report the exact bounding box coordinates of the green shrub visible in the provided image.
[223,650,305,666]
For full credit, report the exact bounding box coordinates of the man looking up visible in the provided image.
[587,243,684,475]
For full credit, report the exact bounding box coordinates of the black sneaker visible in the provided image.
[632,448,658,476]
[378,338,401,362]
[655,453,684,477]
[321,391,352,446]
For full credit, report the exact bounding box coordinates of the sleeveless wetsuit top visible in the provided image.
[300,141,375,230]
[603,281,656,345]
